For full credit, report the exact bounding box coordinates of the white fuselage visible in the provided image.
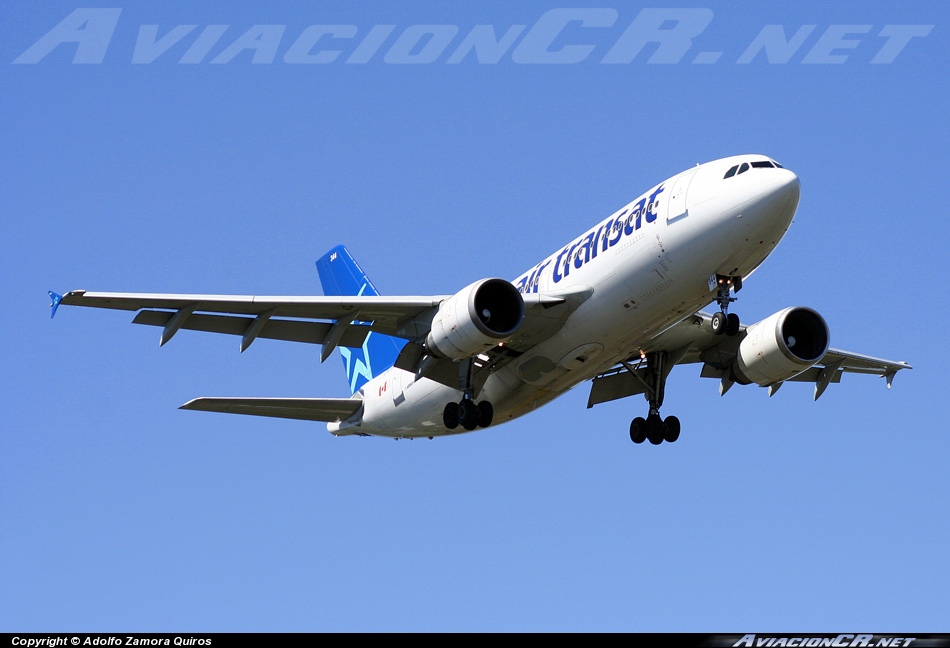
[334,155,802,437]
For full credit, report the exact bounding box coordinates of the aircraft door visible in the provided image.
[666,170,695,223]
[392,371,407,406]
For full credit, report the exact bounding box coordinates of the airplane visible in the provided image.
[49,154,911,444]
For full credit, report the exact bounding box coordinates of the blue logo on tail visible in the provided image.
[316,245,406,395]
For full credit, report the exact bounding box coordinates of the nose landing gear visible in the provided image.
[711,273,742,336]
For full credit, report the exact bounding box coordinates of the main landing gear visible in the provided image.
[629,413,680,445]
[442,357,494,431]
[628,351,681,445]
[443,397,493,432]
[710,273,742,337]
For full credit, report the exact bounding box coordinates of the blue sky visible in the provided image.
[2,1,947,632]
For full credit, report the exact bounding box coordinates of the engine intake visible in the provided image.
[426,278,525,360]
[734,307,830,386]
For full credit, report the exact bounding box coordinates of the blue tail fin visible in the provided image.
[316,245,407,395]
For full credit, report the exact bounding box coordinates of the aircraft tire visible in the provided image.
[663,416,681,443]
[443,402,459,429]
[630,417,647,444]
[726,313,741,336]
[711,311,727,336]
[457,399,479,431]
[647,413,665,445]
[477,401,494,428]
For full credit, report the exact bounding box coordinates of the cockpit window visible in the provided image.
[724,159,784,179]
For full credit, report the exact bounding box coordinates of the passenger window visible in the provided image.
[724,165,738,179]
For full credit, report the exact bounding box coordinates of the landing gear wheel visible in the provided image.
[457,399,479,431]
[711,311,727,336]
[646,413,665,445]
[663,416,680,443]
[442,402,459,430]
[630,417,647,444]
[725,313,740,336]
[477,401,494,428]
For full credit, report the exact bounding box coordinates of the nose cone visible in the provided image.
[706,166,801,229]
[763,168,801,216]
[682,158,803,280]
[752,168,800,237]
[727,166,801,244]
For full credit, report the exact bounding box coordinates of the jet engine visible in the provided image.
[733,307,830,386]
[426,278,524,360]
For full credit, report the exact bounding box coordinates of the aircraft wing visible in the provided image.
[50,289,448,352]
[180,397,362,422]
[48,287,580,363]
[587,311,912,407]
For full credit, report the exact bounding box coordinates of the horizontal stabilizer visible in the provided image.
[180,397,362,423]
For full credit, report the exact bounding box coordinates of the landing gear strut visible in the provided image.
[711,273,742,336]
[442,358,494,431]
[627,351,681,445]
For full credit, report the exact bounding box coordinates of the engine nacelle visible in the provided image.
[426,278,524,361]
[733,307,830,386]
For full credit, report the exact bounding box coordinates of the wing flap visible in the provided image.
[132,310,370,348]
[586,367,649,408]
[784,366,843,383]
[818,348,912,375]
[180,397,362,423]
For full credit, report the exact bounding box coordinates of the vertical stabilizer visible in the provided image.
[316,245,407,395]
